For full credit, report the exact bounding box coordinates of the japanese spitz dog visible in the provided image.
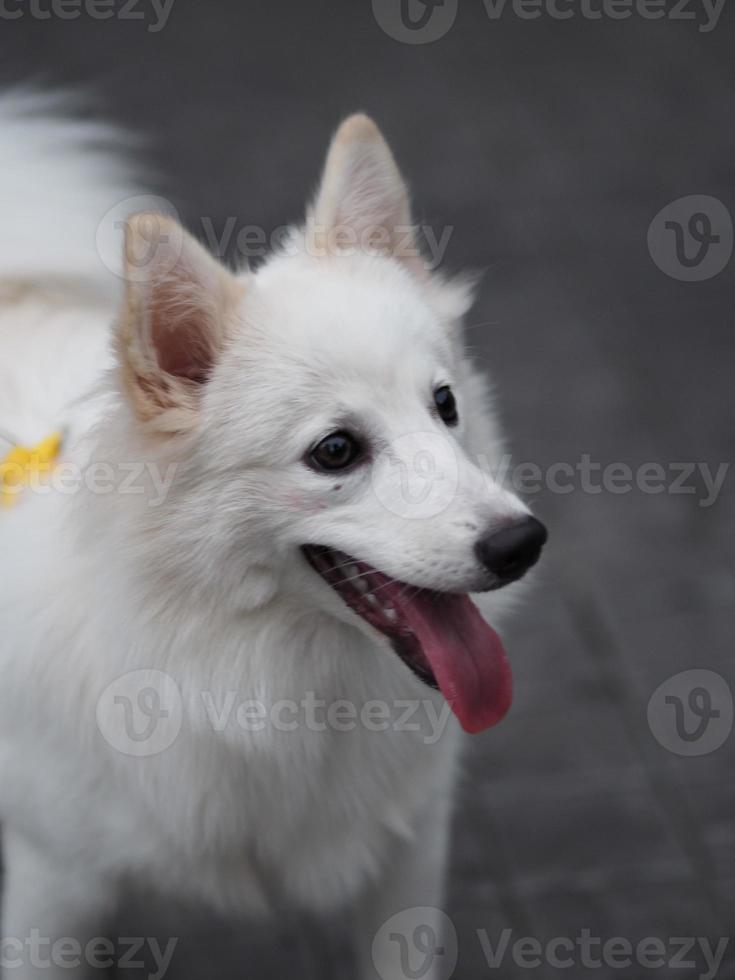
[0,91,546,979]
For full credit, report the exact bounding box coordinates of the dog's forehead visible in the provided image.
[242,257,450,370]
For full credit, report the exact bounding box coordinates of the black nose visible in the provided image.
[475,516,548,584]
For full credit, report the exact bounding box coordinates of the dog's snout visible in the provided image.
[475,516,548,584]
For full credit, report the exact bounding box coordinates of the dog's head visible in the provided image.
[113,115,546,733]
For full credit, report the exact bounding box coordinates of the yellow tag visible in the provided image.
[0,431,63,508]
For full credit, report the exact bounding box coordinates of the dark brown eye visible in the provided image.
[434,386,458,426]
[309,431,362,472]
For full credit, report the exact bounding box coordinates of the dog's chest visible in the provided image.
[132,673,457,914]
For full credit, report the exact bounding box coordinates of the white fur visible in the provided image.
[0,99,528,979]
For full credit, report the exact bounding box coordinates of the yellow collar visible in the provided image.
[1,431,63,507]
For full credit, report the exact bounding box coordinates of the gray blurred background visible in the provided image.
[2,1,734,977]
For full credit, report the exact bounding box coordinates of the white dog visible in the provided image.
[0,92,546,980]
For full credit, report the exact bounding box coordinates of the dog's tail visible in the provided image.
[0,89,141,297]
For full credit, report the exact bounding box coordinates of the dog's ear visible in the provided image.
[117,213,242,432]
[308,114,421,269]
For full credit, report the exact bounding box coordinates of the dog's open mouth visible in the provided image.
[302,545,512,734]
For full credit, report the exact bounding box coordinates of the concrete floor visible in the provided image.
[2,2,734,977]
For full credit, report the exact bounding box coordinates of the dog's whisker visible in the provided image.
[337,570,374,587]
[367,576,403,597]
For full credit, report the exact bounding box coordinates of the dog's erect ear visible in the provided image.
[117,213,242,432]
[308,114,420,268]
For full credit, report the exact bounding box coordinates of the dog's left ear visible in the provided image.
[308,114,420,269]
[116,213,242,433]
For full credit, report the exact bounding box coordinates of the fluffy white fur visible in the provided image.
[0,98,530,979]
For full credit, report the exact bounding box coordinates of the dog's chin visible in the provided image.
[300,544,514,735]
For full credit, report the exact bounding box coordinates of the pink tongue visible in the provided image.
[397,592,512,733]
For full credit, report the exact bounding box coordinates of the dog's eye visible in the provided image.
[434,386,458,426]
[309,431,362,472]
